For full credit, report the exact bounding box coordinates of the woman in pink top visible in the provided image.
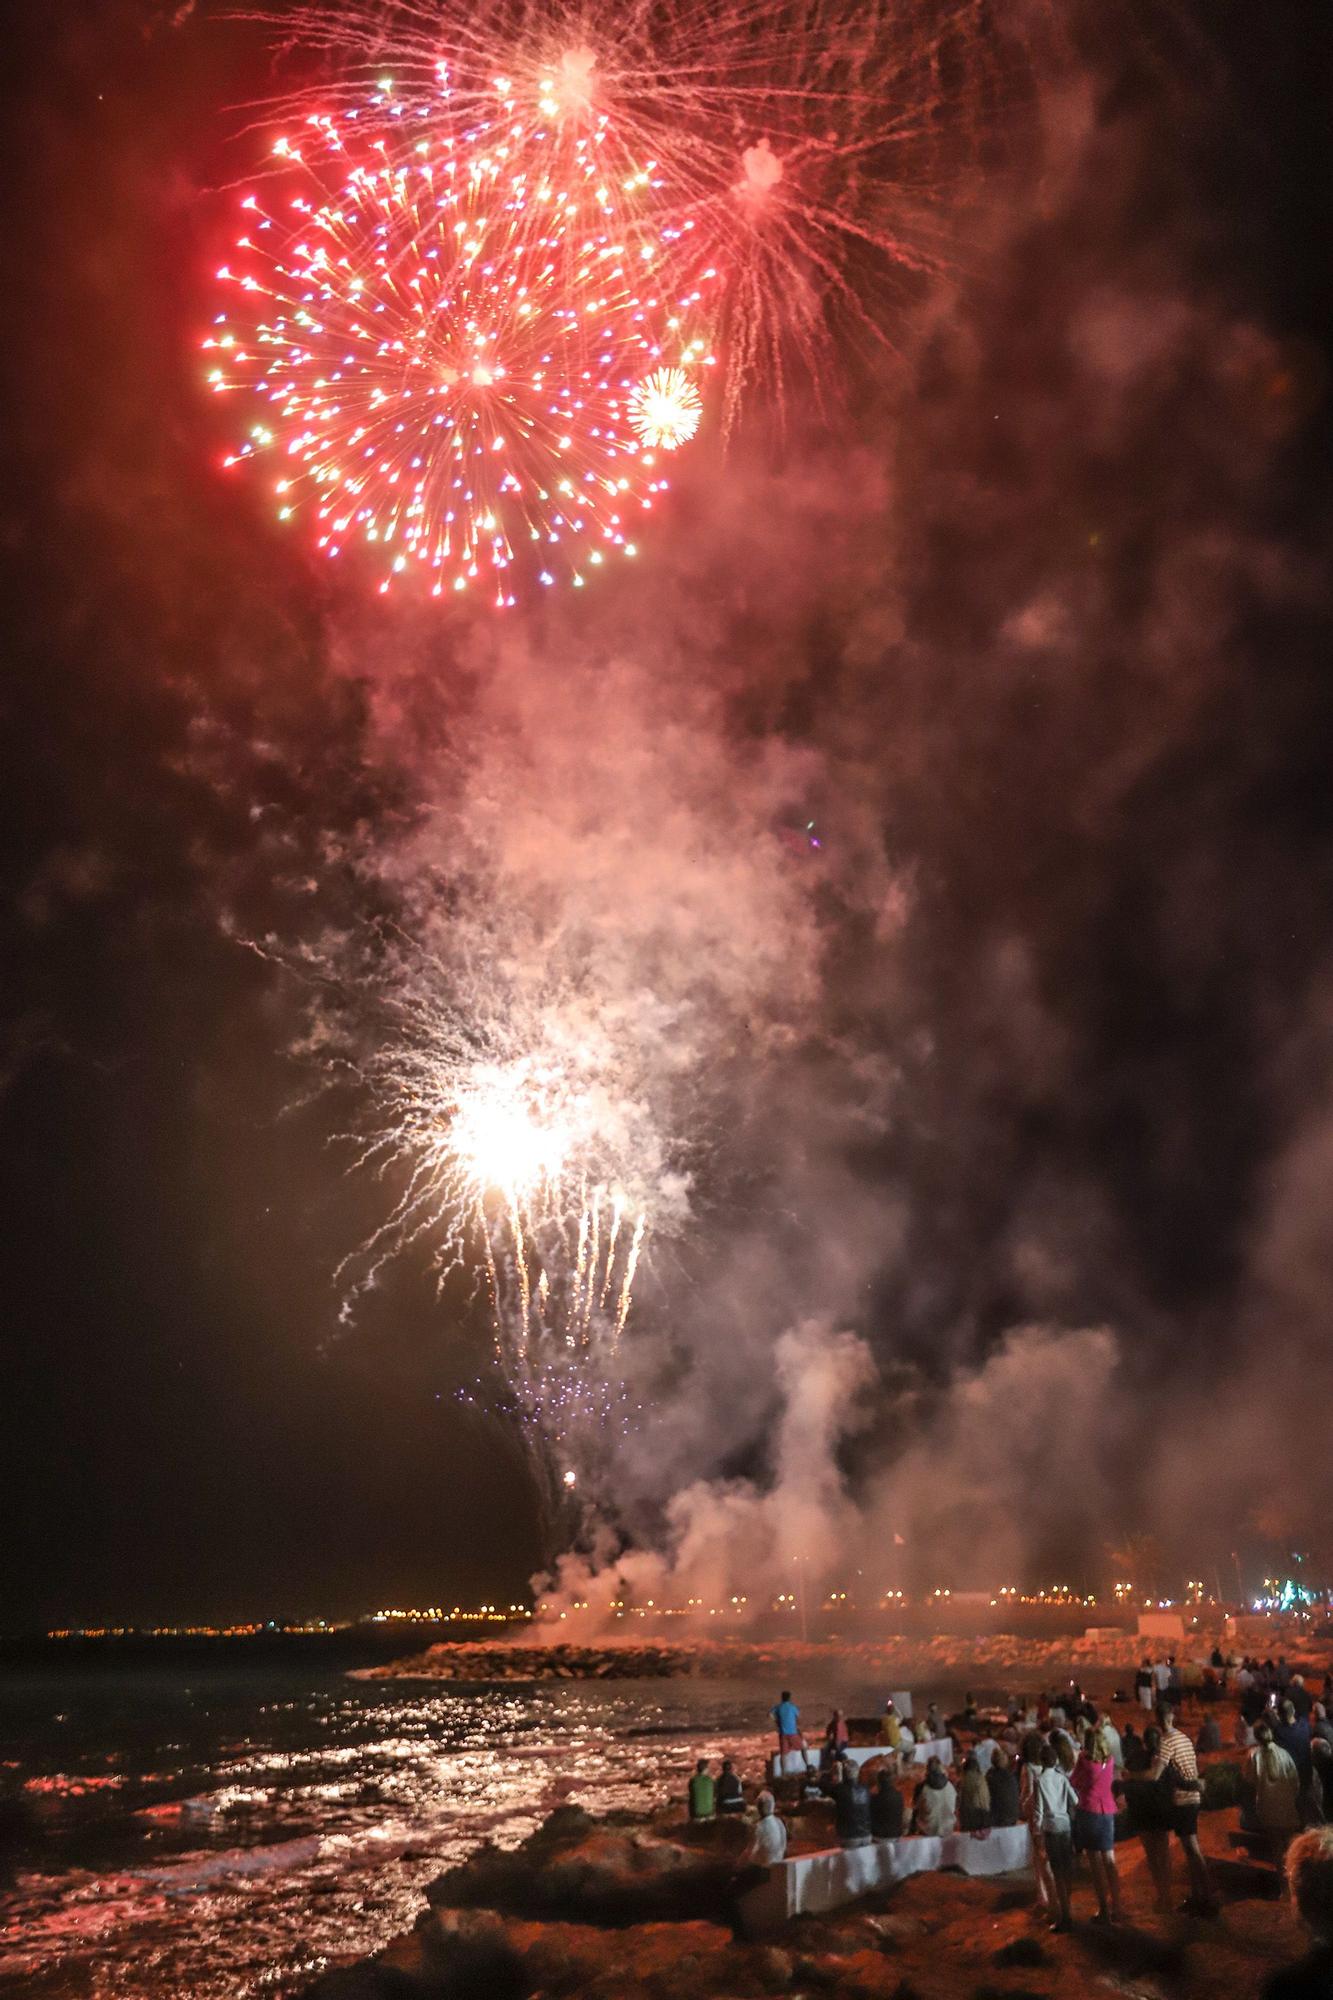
[1072,1727,1124,1922]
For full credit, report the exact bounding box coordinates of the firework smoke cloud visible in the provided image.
[167,0,1333,1617]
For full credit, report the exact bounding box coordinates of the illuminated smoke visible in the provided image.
[738,139,783,200]
[207,5,1303,1609]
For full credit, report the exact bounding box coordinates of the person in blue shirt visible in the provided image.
[772,1690,802,1751]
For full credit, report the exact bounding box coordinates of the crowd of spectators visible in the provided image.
[679,1660,1333,1986]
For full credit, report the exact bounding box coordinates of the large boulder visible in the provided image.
[427,1806,741,1925]
[304,1912,753,2000]
[306,1909,532,1999]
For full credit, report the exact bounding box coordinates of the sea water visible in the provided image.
[1,1659,938,1997]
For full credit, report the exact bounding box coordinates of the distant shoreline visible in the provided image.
[354,1615,1333,1689]
[353,1632,1148,1688]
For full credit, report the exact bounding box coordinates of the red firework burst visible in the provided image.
[205,96,715,600]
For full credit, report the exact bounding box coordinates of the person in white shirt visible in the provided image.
[1019,1731,1058,1915]
[1152,1659,1171,1697]
[1031,1744,1079,1931]
[1249,1724,1300,1854]
[912,1757,958,1836]
[974,1734,1001,1774]
[744,1791,788,1867]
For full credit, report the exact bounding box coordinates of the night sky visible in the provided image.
[2,1,1331,1632]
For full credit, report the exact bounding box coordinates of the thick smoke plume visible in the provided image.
[5,4,1325,1632]
[249,6,1333,1617]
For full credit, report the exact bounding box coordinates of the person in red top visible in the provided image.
[823,1709,850,1758]
[1072,1727,1124,1922]
[1158,1703,1217,1915]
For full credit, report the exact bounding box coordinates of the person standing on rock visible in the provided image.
[1072,1727,1124,1925]
[1158,1703,1218,1914]
[1125,1724,1176,1919]
[1020,1730,1058,1916]
[770,1690,810,1772]
[1031,1743,1078,1933]
[823,1709,850,1759]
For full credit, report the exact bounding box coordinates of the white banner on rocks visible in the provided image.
[741,1824,1032,1933]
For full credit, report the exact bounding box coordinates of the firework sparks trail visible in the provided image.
[232,0,1039,439]
[205,93,715,597]
[332,964,663,1504]
[614,1211,647,1346]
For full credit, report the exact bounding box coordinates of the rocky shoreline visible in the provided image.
[350,1633,1145,1687]
[353,1618,1329,1686]
[306,1681,1315,1999]
[350,1642,701,1682]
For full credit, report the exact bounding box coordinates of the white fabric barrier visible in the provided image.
[740,1823,1032,1933]
[770,1747,819,1778]
[772,1737,953,1780]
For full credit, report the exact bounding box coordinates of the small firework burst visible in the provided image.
[628,366,702,450]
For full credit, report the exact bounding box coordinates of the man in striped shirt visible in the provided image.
[1158,1704,1218,1914]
